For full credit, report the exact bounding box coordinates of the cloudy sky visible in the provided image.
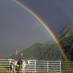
[0,0,73,57]
[21,0,73,32]
[0,0,52,57]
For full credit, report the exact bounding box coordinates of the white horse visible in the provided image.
[21,60,27,73]
[15,59,27,73]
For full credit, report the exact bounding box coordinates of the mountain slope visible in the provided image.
[12,43,62,60]
[61,24,73,60]
[60,24,73,38]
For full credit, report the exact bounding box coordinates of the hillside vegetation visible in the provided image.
[12,43,63,60]
[61,24,73,60]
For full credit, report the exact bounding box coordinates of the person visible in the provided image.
[10,59,17,73]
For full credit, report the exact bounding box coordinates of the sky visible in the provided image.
[20,0,73,32]
[0,0,53,57]
[0,0,73,57]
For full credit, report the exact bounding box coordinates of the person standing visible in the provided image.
[10,59,16,73]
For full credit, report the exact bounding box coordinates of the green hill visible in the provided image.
[60,24,73,60]
[12,43,62,60]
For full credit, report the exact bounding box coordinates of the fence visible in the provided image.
[0,59,61,73]
[0,59,73,73]
[26,60,61,73]
[0,59,10,73]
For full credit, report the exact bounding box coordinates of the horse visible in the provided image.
[21,59,27,73]
[16,59,27,73]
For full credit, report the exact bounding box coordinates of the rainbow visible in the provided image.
[16,0,68,60]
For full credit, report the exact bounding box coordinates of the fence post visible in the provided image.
[60,61,61,73]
